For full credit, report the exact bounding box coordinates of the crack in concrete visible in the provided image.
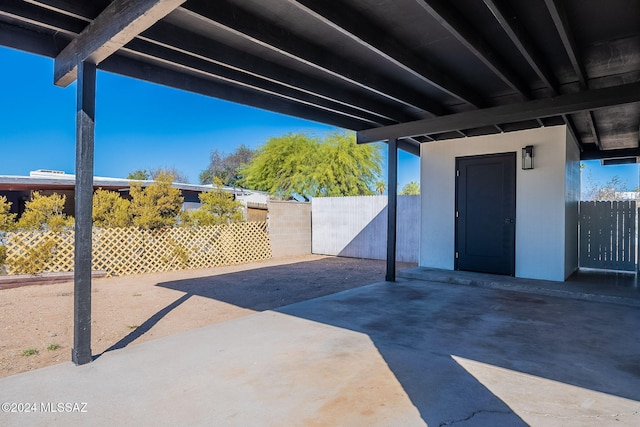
[438,409,513,426]
[521,410,639,420]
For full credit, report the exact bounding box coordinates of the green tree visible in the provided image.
[400,181,420,195]
[0,195,16,231]
[315,132,382,197]
[129,173,184,229]
[199,144,256,186]
[186,180,244,226]
[150,167,190,184]
[241,133,316,200]
[16,192,74,231]
[92,189,132,228]
[375,181,386,195]
[127,169,150,180]
[241,131,382,200]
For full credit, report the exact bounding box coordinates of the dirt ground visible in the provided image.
[0,255,414,378]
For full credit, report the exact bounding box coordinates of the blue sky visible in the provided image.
[581,160,639,197]
[0,46,420,190]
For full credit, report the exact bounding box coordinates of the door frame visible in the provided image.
[454,151,516,276]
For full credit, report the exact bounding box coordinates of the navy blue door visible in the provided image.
[455,152,516,275]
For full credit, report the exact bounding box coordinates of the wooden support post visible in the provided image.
[386,137,398,282]
[72,61,96,366]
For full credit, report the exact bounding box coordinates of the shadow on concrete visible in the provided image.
[568,268,640,294]
[400,266,640,307]
[112,257,638,425]
[95,294,193,359]
[276,279,640,425]
[99,257,411,356]
[157,257,407,312]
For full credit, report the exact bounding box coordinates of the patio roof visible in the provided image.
[1,0,638,365]
[1,0,638,157]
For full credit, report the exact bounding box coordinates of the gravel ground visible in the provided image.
[0,255,414,378]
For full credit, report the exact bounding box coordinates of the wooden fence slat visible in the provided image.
[579,201,636,271]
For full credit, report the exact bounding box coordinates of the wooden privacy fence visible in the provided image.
[579,201,636,271]
[3,222,272,276]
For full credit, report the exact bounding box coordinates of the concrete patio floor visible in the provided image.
[1,273,639,426]
[399,267,640,307]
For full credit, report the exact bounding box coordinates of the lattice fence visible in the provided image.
[3,222,272,276]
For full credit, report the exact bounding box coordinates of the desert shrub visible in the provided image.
[16,192,73,232]
[0,196,16,231]
[185,181,244,226]
[0,244,6,269]
[93,188,132,228]
[7,237,60,275]
[130,173,183,229]
[160,238,189,268]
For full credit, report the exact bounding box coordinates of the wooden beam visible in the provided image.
[99,53,376,133]
[415,0,529,98]
[398,139,421,156]
[357,82,640,143]
[386,137,398,282]
[483,0,559,94]
[581,147,640,161]
[562,114,583,152]
[183,0,445,116]
[587,111,602,149]
[24,0,104,21]
[0,17,69,57]
[27,0,422,124]
[482,0,585,150]
[287,0,486,108]
[54,0,186,86]
[17,2,400,128]
[72,61,96,366]
[544,0,601,148]
[124,39,386,127]
[543,0,587,88]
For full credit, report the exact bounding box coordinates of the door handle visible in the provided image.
[504,218,514,224]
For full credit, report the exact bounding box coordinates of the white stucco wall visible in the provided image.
[312,195,419,262]
[420,125,577,281]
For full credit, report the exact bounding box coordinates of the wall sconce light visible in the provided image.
[522,145,534,170]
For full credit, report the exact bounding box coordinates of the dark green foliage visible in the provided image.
[127,169,150,180]
[199,144,256,186]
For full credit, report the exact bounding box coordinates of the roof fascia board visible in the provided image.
[357,82,640,143]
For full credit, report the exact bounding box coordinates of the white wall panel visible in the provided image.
[312,195,419,263]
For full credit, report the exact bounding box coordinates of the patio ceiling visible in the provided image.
[0,0,639,157]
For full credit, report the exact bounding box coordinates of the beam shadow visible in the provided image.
[96,257,402,356]
[153,258,640,424]
[276,280,640,424]
[94,294,193,359]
